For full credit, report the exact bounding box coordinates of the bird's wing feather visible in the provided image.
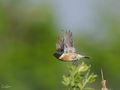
[64,31,76,53]
[56,36,64,51]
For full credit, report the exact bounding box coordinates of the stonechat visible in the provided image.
[53,30,89,62]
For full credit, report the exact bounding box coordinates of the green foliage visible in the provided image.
[62,62,97,90]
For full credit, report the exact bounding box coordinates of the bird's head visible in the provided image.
[53,49,64,59]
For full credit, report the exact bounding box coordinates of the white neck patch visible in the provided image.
[59,53,65,59]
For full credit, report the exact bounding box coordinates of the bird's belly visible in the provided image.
[60,53,77,61]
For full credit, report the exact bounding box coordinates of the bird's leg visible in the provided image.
[72,60,78,66]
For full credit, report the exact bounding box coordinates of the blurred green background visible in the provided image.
[0,0,120,90]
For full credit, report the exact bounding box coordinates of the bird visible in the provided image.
[53,30,89,62]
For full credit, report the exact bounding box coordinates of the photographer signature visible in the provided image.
[0,84,11,89]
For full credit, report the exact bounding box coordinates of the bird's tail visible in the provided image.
[78,54,90,59]
[84,56,90,59]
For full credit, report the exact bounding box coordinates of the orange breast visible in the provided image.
[61,54,70,61]
[60,53,76,61]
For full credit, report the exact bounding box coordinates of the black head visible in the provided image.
[53,49,64,59]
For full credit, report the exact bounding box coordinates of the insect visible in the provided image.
[53,30,89,62]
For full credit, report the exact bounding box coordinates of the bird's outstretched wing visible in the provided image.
[56,36,64,51]
[64,31,76,53]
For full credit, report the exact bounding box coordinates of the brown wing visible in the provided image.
[64,31,76,53]
[56,36,64,51]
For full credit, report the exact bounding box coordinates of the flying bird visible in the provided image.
[53,30,89,62]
